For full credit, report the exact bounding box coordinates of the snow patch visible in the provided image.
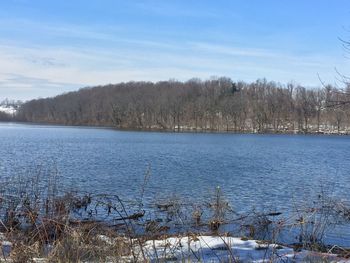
[136,235,349,262]
[0,106,16,115]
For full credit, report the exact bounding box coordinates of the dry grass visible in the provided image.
[0,170,348,262]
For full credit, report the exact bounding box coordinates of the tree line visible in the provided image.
[14,77,350,134]
[0,112,11,121]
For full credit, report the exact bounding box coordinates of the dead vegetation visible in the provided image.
[0,170,348,262]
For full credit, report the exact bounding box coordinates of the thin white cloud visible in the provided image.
[0,18,123,42]
[0,74,81,101]
[0,16,349,101]
[191,42,278,58]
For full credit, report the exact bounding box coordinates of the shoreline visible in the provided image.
[1,120,349,136]
[0,168,348,261]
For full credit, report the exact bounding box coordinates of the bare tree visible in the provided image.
[15,78,350,134]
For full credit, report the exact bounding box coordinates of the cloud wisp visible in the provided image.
[0,13,349,101]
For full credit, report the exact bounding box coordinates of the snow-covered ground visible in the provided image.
[0,105,16,115]
[136,235,350,262]
[1,234,349,262]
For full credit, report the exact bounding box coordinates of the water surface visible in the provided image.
[0,122,349,244]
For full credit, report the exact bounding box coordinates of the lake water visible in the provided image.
[1,122,350,244]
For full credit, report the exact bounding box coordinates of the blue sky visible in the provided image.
[0,0,350,100]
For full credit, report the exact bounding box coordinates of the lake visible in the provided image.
[1,122,350,244]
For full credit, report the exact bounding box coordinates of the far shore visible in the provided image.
[1,120,349,136]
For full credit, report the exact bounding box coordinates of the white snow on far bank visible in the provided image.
[136,235,350,263]
[0,106,16,115]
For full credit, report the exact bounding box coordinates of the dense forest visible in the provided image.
[12,77,350,134]
[0,111,11,121]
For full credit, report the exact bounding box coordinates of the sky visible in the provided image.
[0,0,350,101]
